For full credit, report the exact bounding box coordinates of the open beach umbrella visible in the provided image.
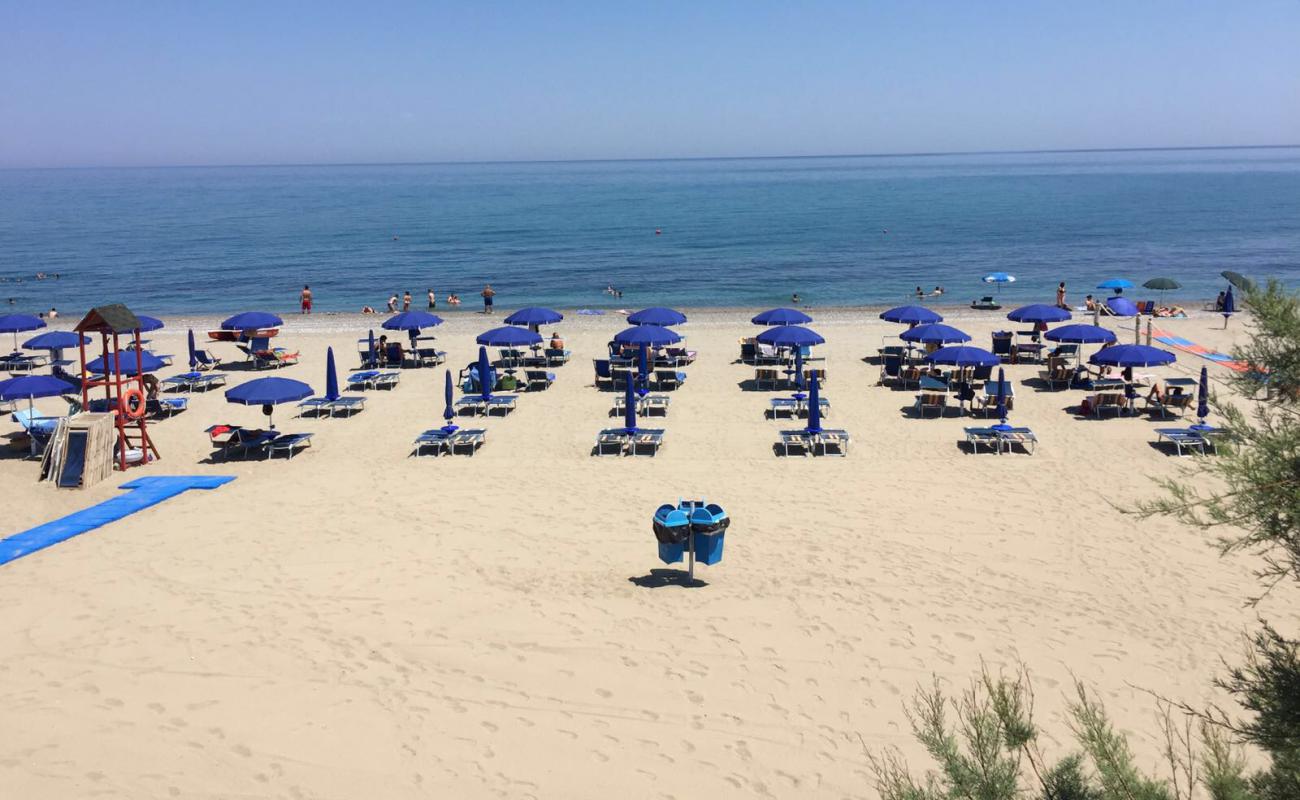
[504,307,563,328]
[324,347,339,402]
[925,345,999,368]
[1007,304,1071,324]
[900,323,971,345]
[221,311,282,331]
[1221,271,1254,291]
[441,370,457,434]
[86,350,166,375]
[476,346,493,399]
[1097,279,1133,294]
[879,305,943,326]
[0,313,45,351]
[224,376,312,429]
[1193,367,1211,429]
[755,325,824,348]
[623,377,637,434]
[805,374,823,434]
[0,374,78,418]
[187,329,197,369]
[23,330,89,350]
[982,272,1015,292]
[1222,286,1236,328]
[476,325,542,348]
[627,307,687,326]
[1143,277,1180,301]
[1105,297,1139,317]
[383,311,444,332]
[1044,324,1116,344]
[752,307,812,326]
[614,325,682,346]
[1088,344,1175,368]
[134,315,165,333]
[992,368,1010,431]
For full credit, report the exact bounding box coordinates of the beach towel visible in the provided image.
[1151,329,1248,372]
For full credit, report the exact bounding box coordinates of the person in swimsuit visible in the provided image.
[481,284,495,313]
[300,285,312,314]
[427,288,436,310]
[1055,282,1067,309]
[402,291,412,312]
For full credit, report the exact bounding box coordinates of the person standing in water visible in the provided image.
[1056,282,1067,309]
[481,284,496,314]
[427,288,436,310]
[300,285,312,314]
[402,291,412,312]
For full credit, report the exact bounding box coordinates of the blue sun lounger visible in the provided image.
[266,432,313,459]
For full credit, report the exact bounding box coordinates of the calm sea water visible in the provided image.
[1,148,1297,316]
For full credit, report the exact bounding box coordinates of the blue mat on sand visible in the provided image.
[1,475,235,567]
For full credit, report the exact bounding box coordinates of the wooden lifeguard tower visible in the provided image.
[75,304,159,471]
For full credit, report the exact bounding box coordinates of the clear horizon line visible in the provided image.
[3,142,1298,172]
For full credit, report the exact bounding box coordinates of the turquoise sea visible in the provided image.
[1,147,1297,315]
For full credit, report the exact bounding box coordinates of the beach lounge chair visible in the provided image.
[485,395,517,416]
[412,429,452,456]
[595,429,629,456]
[777,431,811,456]
[297,397,333,417]
[192,372,229,391]
[191,348,222,370]
[963,427,1002,454]
[347,370,381,390]
[665,347,696,366]
[147,397,188,418]
[1155,426,1221,456]
[655,369,686,391]
[455,396,487,415]
[913,392,948,417]
[266,432,313,459]
[991,332,1014,362]
[754,367,781,390]
[879,353,903,387]
[769,398,798,418]
[593,359,616,390]
[206,425,277,461]
[1039,360,1072,390]
[626,429,665,456]
[449,429,488,455]
[964,426,1037,454]
[253,348,300,370]
[971,296,1001,311]
[373,371,401,390]
[1144,390,1192,419]
[1140,300,1156,315]
[642,394,670,416]
[12,408,61,455]
[161,372,202,392]
[754,343,780,366]
[544,347,571,366]
[812,430,850,456]
[383,342,408,368]
[415,346,447,367]
[1089,392,1127,417]
[524,370,556,391]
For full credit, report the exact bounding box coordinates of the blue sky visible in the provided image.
[2,1,1298,167]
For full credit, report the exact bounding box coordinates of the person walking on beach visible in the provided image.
[1056,282,1067,309]
[427,288,436,310]
[481,284,496,314]
[300,285,313,314]
[402,291,412,312]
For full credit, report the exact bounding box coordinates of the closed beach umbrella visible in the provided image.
[367,330,376,367]
[623,376,637,434]
[614,325,682,346]
[1088,344,1175,368]
[0,313,45,351]
[383,311,444,332]
[805,374,823,434]
[224,376,312,429]
[637,343,650,394]
[441,370,457,433]
[187,329,197,369]
[1221,271,1254,291]
[982,272,1015,292]
[1105,297,1139,317]
[1222,286,1236,328]
[1045,324,1116,344]
[86,349,166,375]
[1007,304,1071,324]
[627,307,687,326]
[504,307,563,328]
[900,323,970,345]
[476,326,542,348]
[324,347,339,402]
[23,330,89,351]
[476,346,493,400]
[1097,279,1133,294]
[752,307,812,326]
[992,367,1010,431]
[879,305,942,326]
[1194,367,1210,428]
[792,346,806,396]
[0,374,78,418]
[221,311,283,331]
[925,345,999,368]
[135,315,165,333]
[755,325,825,349]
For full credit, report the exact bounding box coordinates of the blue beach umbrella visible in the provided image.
[1222,286,1236,328]
[637,343,650,395]
[627,307,687,326]
[879,305,943,326]
[1044,324,1116,344]
[221,311,283,331]
[187,329,197,369]
[982,272,1015,292]
[0,373,78,419]
[1007,304,1071,324]
[476,326,543,348]
[1193,367,1211,429]
[504,307,563,327]
[0,313,45,351]
[441,370,457,433]
[383,311,444,332]
[476,346,493,400]
[614,325,682,346]
[752,307,812,326]
[1088,344,1175,368]
[324,347,340,402]
[1097,278,1133,294]
[793,347,806,396]
[86,350,166,375]
[925,345,999,367]
[755,325,824,348]
[623,376,637,434]
[992,367,1011,431]
[224,376,312,429]
[805,374,823,434]
[135,315,165,333]
[367,330,376,367]
[900,323,971,345]
[1105,297,1139,317]
[23,330,89,350]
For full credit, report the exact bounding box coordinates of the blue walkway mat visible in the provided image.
[1,475,235,567]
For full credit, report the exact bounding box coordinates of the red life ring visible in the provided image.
[119,387,147,419]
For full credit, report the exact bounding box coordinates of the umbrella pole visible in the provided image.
[687,516,696,583]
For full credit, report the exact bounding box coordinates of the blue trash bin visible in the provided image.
[689,506,730,565]
[653,505,690,564]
